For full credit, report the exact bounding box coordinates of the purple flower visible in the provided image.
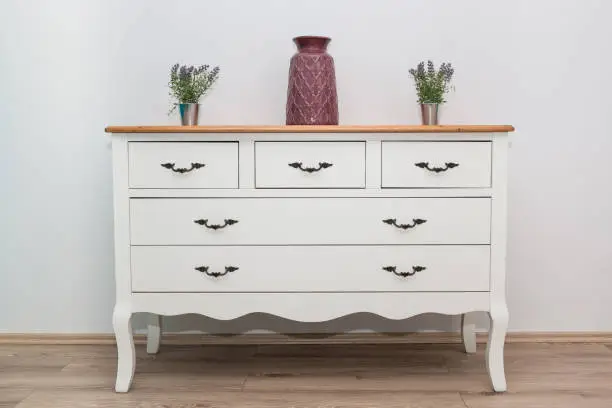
[427,60,435,76]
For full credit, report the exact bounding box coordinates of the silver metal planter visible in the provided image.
[420,103,439,125]
[178,103,200,125]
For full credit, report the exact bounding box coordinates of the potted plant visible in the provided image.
[409,60,454,125]
[168,63,220,125]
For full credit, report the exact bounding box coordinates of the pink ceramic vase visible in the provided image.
[286,36,339,125]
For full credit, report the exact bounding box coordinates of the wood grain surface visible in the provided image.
[1,342,611,407]
[104,124,515,134]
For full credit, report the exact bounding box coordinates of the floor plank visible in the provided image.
[580,392,612,408]
[0,345,120,360]
[461,392,611,408]
[243,372,492,393]
[0,389,33,408]
[16,390,467,408]
[254,342,465,358]
[0,342,610,407]
[447,344,612,374]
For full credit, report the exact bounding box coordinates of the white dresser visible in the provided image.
[105,124,514,393]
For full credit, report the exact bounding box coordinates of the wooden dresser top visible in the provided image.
[104,125,515,134]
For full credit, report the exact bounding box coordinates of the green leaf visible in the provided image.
[409,60,454,104]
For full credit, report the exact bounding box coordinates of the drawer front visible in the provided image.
[381,141,491,188]
[255,141,365,188]
[129,197,490,245]
[131,245,490,292]
[128,142,238,188]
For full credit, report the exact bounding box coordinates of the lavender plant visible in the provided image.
[168,63,220,112]
[409,60,454,104]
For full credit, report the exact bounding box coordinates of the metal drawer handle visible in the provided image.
[195,266,239,278]
[414,162,459,173]
[382,218,427,230]
[288,161,333,173]
[382,265,426,277]
[161,162,205,173]
[193,219,239,230]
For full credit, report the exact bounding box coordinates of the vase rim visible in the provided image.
[293,35,331,41]
[292,36,332,52]
[292,36,332,48]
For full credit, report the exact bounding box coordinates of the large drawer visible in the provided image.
[381,141,491,188]
[129,198,491,245]
[255,141,366,188]
[131,245,490,292]
[128,142,238,189]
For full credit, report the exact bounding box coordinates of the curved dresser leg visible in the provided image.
[461,313,477,354]
[486,304,509,392]
[146,314,162,355]
[113,305,135,393]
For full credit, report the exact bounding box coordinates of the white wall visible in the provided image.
[1,0,611,334]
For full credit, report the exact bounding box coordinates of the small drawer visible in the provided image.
[381,141,491,188]
[131,245,490,293]
[128,142,238,189]
[255,141,365,188]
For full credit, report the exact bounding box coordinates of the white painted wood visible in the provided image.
[119,132,495,143]
[146,314,161,354]
[128,188,494,198]
[112,303,134,393]
[365,139,381,189]
[131,245,490,293]
[381,141,492,188]
[129,197,491,245]
[255,141,366,188]
[111,135,136,392]
[489,136,509,299]
[238,137,254,189]
[107,129,510,392]
[111,135,132,304]
[131,292,491,321]
[461,312,477,354]
[487,135,510,391]
[486,303,509,392]
[128,141,238,189]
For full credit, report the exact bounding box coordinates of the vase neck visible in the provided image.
[294,36,330,53]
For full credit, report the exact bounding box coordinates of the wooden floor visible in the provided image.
[2,342,612,407]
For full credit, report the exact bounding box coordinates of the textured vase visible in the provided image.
[286,36,339,125]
